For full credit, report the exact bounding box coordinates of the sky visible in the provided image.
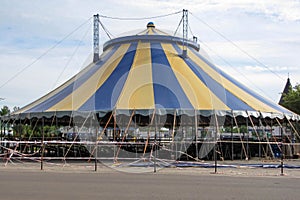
[0,0,300,110]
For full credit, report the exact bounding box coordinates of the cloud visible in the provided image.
[196,0,300,22]
[243,65,299,73]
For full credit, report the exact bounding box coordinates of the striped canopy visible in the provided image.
[14,23,298,120]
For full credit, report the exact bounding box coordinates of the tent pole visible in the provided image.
[115,110,135,162]
[213,111,218,174]
[64,112,91,159]
[287,118,300,140]
[95,115,98,172]
[18,116,21,154]
[143,109,155,157]
[113,110,116,159]
[275,117,285,175]
[93,14,100,62]
[41,117,44,170]
[182,9,188,58]
[232,112,248,160]
[259,116,275,159]
[246,117,249,159]
[194,110,198,161]
[231,113,234,160]
[247,112,266,158]
[88,112,113,162]
[171,110,176,160]
[154,112,157,173]
[0,118,2,154]
[55,111,59,157]
[286,118,300,157]
[280,124,284,175]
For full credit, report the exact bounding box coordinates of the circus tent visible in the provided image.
[7,21,298,126]
[2,13,300,164]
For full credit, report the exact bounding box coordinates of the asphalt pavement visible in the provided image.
[0,167,299,200]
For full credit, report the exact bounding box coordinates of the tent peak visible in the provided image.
[147,22,155,28]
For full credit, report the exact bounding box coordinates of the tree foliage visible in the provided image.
[0,105,10,116]
[282,84,300,115]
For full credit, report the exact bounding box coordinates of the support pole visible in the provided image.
[88,112,113,162]
[182,9,188,58]
[259,117,274,158]
[95,114,98,172]
[280,125,284,176]
[93,14,100,62]
[143,109,155,157]
[194,110,199,160]
[246,117,249,159]
[247,112,266,157]
[41,117,44,170]
[232,112,248,160]
[154,114,157,173]
[231,116,234,160]
[213,111,219,174]
[0,118,2,154]
[95,139,98,172]
[171,110,176,160]
[115,110,135,162]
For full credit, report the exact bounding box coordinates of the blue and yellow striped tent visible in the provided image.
[14,22,298,121]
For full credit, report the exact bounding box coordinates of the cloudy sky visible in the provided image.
[1,0,300,110]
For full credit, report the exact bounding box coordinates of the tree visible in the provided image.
[282,84,300,115]
[0,105,10,116]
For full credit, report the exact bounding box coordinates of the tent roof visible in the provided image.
[9,23,299,121]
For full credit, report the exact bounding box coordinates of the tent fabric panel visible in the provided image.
[136,29,149,35]
[171,43,254,111]
[189,47,290,114]
[154,29,169,36]
[188,47,279,113]
[162,43,230,110]
[24,46,118,113]
[47,43,130,111]
[147,28,154,35]
[185,55,254,111]
[79,42,138,111]
[27,82,75,112]
[151,42,193,109]
[116,41,155,109]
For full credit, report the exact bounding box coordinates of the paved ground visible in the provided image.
[1,159,300,200]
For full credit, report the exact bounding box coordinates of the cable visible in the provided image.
[188,24,194,38]
[173,17,183,36]
[0,16,93,90]
[99,10,181,21]
[51,21,92,90]
[189,11,285,81]
[98,19,113,39]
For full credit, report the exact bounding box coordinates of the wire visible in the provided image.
[98,19,113,39]
[51,21,92,90]
[99,10,181,21]
[173,17,183,36]
[0,16,93,90]
[189,11,285,81]
[188,24,194,38]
